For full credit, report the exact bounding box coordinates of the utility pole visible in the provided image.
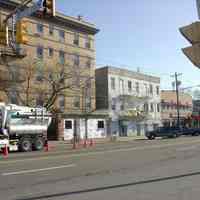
[171,72,182,128]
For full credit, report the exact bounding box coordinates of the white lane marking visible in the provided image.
[2,164,76,176]
[2,139,200,165]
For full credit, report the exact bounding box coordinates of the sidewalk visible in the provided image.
[49,136,146,147]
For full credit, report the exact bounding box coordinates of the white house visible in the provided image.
[95,66,161,137]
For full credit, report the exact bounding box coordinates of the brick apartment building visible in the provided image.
[161,90,193,127]
[0,0,107,140]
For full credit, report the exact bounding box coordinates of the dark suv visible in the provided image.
[145,126,182,140]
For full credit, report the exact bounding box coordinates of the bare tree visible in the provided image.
[0,58,87,111]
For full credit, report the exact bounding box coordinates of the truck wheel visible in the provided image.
[148,135,155,140]
[19,137,32,152]
[33,137,44,151]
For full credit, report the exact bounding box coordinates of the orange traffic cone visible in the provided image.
[89,139,95,147]
[83,139,88,148]
[2,145,8,158]
[72,141,79,149]
[44,140,49,152]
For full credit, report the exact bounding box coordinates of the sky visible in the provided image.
[56,0,200,90]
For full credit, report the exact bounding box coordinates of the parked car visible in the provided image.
[181,127,200,136]
[145,126,182,140]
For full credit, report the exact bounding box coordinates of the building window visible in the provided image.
[157,103,160,112]
[136,82,139,94]
[98,121,104,129]
[58,95,65,111]
[128,81,132,92]
[36,46,43,59]
[49,25,54,35]
[37,24,43,34]
[36,95,44,106]
[73,33,79,46]
[144,83,148,96]
[10,66,20,82]
[167,104,170,110]
[73,54,80,66]
[111,98,116,110]
[150,103,154,112]
[9,91,18,104]
[85,36,91,49]
[144,103,149,112]
[65,120,72,129]
[85,96,91,111]
[149,84,153,95]
[156,86,160,95]
[59,68,65,83]
[59,30,65,41]
[111,77,115,90]
[74,96,80,108]
[119,79,124,94]
[59,51,65,65]
[86,58,91,68]
[48,48,53,57]
[36,71,43,81]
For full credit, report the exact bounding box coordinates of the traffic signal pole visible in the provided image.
[175,73,180,128]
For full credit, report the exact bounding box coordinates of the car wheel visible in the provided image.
[193,132,199,136]
[147,136,151,140]
[150,134,155,140]
[173,133,178,138]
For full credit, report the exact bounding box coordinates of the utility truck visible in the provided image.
[0,103,51,152]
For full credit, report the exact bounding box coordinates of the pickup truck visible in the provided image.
[181,127,200,136]
[145,126,182,140]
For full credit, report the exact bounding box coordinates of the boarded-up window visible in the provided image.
[65,120,72,129]
[98,121,104,129]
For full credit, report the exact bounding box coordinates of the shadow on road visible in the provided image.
[16,170,200,200]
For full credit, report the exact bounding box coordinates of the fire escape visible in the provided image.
[0,16,26,62]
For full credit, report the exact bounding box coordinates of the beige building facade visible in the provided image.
[0,0,100,140]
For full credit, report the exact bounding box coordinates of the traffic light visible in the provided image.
[16,20,28,44]
[179,22,200,68]
[182,44,200,68]
[43,0,55,16]
[0,24,8,45]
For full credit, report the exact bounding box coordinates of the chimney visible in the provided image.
[77,15,83,21]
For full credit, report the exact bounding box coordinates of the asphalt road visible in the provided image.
[1,137,200,200]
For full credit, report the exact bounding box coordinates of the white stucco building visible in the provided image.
[95,66,161,137]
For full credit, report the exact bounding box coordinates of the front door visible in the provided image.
[137,124,141,136]
[119,121,128,137]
